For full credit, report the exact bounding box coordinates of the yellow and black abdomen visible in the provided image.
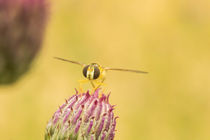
[82,63,101,80]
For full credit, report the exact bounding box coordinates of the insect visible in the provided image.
[54,57,148,90]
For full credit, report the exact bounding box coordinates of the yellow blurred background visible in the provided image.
[1,0,210,139]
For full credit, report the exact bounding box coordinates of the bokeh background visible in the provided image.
[1,0,210,139]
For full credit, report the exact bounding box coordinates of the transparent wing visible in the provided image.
[105,67,148,74]
[54,57,85,66]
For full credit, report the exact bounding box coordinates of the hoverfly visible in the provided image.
[54,57,148,90]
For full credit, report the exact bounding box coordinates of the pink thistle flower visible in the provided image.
[45,89,118,140]
[0,0,48,84]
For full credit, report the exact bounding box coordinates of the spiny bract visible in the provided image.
[45,89,117,140]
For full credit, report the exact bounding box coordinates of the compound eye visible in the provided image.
[83,65,89,78]
[93,66,100,79]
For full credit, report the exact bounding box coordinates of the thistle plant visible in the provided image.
[45,89,117,140]
[0,0,48,84]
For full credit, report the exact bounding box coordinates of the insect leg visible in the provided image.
[90,80,96,88]
[94,78,106,91]
[78,79,89,93]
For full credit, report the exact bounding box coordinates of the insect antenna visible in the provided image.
[105,67,148,74]
[53,57,85,66]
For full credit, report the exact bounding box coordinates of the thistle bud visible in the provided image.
[45,89,117,140]
[0,0,48,84]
